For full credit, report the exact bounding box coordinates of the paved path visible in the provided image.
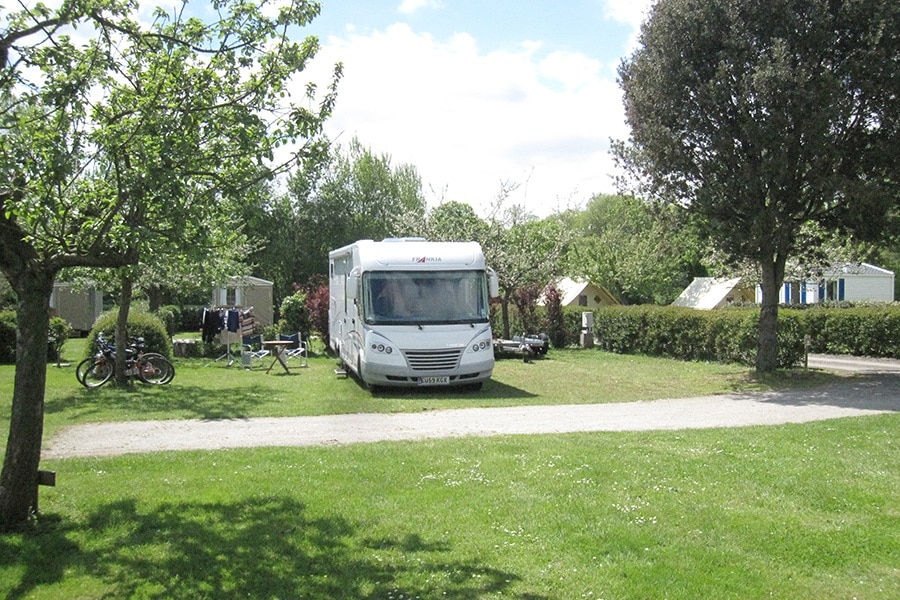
[45,356,899,459]
[807,353,900,374]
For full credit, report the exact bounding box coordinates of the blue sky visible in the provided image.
[301,0,654,216]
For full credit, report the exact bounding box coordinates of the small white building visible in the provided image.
[756,262,895,304]
[50,282,103,333]
[672,277,754,310]
[211,275,274,326]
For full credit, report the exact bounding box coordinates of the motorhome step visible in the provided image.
[334,369,348,378]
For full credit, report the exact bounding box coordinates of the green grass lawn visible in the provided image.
[0,341,895,598]
[3,339,841,441]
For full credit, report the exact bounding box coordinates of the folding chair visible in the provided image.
[241,335,270,368]
[278,332,308,368]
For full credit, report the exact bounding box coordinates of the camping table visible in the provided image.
[262,340,293,374]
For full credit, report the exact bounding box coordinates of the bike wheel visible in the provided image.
[77,357,113,388]
[136,354,174,384]
[142,353,175,383]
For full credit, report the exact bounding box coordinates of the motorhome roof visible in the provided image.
[330,239,485,270]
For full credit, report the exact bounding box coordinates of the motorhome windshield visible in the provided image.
[364,271,489,325]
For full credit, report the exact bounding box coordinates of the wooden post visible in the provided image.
[35,470,56,514]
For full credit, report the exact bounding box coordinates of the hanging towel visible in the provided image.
[226,309,240,333]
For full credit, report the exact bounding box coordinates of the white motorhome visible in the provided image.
[329,238,499,390]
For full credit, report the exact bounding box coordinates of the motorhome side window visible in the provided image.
[364,271,489,325]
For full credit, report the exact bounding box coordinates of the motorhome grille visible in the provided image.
[404,349,463,371]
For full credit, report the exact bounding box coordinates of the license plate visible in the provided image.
[419,376,450,385]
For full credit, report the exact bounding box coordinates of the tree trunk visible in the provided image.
[756,255,786,373]
[114,273,134,385]
[500,290,511,340]
[0,267,54,529]
[146,283,163,313]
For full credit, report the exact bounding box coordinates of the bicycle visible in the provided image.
[76,333,175,388]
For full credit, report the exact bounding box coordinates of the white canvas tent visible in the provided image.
[672,277,753,310]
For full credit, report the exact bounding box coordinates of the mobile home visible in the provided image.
[329,238,499,390]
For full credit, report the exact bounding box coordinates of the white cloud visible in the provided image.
[397,0,443,16]
[303,23,628,216]
[604,0,654,29]
[604,0,655,51]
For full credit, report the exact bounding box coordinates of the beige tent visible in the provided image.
[542,277,619,309]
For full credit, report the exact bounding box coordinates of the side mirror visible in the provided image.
[487,268,500,299]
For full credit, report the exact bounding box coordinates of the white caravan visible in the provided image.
[329,238,499,390]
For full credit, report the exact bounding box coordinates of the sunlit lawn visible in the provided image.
[1,338,842,442]
[0,416,895,598]
[0,338,893,598]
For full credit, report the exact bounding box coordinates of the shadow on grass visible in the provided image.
[344,370,537,400]
[44,385,274,420]
[0,498,533,599]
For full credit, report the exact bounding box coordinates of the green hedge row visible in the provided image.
[592,305,899,366]
[789,305,900,358]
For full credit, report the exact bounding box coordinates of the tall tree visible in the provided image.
[479,183,569,339]
[269,137,426,300]
[565,194,705,304]
[616,0,899,371]
[0,0,338,528]
[425,201,489,243]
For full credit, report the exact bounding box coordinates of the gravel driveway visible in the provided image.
[45,356,899,459]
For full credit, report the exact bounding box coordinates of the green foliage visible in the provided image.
[617,0,899,370]
[0,0,342,527]
[159,305,180,337]
[266,137,427,299]
[48,316,73,363]
[593,307,805,367]
[543,283,567,348]
[564,195,704,304]
[86,309,172,360]
[794,306,900,358]
[0,312,15,364]
[0,312,71,364]
[0,276,13,311]
[279,291,311,337]
[426,201,490,242]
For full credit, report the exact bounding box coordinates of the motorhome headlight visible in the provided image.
[371,343,393,354]
[471,339,491,352]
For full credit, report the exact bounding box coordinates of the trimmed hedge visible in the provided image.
[85,308,173,360]
[593,305,899,366]
[791,306,900,358]
[0,312,76,364]
[592,306,798,366]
